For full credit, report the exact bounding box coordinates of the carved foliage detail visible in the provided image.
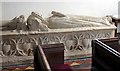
[0,30,113,56]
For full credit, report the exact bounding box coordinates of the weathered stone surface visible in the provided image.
[27,12,49,31]
[47,12,113,29]
[1,15,26,31]
[0,12,116,60]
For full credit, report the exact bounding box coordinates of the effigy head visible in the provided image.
[26,12,49,31]
[16,15,25,24]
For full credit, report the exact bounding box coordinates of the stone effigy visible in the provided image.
[47,11,113,29]
[1,15,26,31]
[27,12,49,31]
[0,11,117,59]
[1,12,49,32]
[16,15,26,31]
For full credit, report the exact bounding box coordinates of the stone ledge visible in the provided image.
[0,56,33,67]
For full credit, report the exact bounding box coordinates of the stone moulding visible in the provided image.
[0,26,116,59]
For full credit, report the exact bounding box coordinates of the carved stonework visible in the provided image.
[0,29,115,58]
[27,12,49,31]
[0,12,116,59]
[1,36,38,56]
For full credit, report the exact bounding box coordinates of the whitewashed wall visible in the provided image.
[117,1,120,33]
[1,0,120,32]
[1,0,119,20]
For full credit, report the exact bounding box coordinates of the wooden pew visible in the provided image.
[40,43,64,65]
[34,45,52,71]
[34,43,72,71]
[92,38,120,71]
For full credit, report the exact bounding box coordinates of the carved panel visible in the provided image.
[0,29,115,57]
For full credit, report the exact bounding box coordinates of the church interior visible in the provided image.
[0,0,120,71]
